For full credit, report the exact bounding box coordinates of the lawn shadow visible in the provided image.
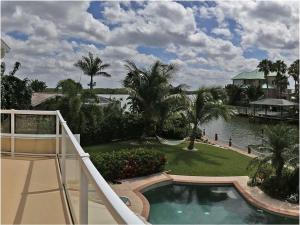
[170,149,222,167]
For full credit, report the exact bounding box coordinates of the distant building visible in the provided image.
[232,69,278,97]
[1,39,10,58]
[32,92,119,108]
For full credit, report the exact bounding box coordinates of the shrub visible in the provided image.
[1,75,32,109]
[89,149,166,181]
[260,169,299,201]
[260,176,291,199]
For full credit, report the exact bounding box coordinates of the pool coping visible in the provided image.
[133,174,299,220]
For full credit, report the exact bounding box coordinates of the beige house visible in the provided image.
[1,39,10,58]
[232,69,277,97]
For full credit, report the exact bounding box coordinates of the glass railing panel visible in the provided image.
[87,175,117,224]
[1,136,11,152]
[15,114,56,134]
[64,132,80,224]
[14,137,56,154]
[1,113,11,133]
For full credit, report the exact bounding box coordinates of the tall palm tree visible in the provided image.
[74,52,111,90]
[288,59,299,101]
[248,125,298,179]
[272,60,288,98]
[187,87,232,150]
[123,60,187,137]
[257,59,273,97]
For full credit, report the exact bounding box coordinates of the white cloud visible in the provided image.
[211,27,232,39]
[1,1,298,90]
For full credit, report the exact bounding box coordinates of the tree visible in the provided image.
[1,62,5,76]
[1,61,32,109]
[272,60,288,98]
[225,84,245,105]
[123,60,187,137]
[1,75,32,109]
[10,62,21,76]
[1,61,21,76]
[55,79,84,133]
[257,59,273,97]
[187,87,232,150]
[56,79,82,97]
[248,125,298,179]
[74,52,111,90]
[30,79,47,92]
[246,85,264,101]
[288,59,299,101]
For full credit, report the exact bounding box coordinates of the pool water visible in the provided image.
[143,184,299,224]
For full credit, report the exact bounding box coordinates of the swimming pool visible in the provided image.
[143,184,299,224]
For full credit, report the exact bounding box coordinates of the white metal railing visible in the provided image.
[0,109,145,225]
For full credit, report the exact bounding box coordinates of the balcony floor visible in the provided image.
[1,156,71,224]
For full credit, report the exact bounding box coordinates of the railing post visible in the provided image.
[61,124,66,185]
[80,161,89,225]
[56,112,59,154]
[11,109,15,156]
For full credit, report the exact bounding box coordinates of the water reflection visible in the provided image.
[143,184,299,224]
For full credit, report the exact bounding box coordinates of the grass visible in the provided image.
[85,140,253,176]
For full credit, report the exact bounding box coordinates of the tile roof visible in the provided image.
[232,69,277,80]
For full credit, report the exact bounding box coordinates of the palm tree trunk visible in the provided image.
[188,126,197,150]
[275,158,284,178]
[266,78,269,97]
[90,75,93,90]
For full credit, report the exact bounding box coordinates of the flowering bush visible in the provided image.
[90,149,166,181]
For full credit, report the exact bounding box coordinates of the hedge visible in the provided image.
[89,149,166,181]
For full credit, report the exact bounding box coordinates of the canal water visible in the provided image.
[98,94,296,150]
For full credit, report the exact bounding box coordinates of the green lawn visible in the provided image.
[85,140,253,176]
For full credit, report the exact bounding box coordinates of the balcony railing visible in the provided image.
[1,109,145,225]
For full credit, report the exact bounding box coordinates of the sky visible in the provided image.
[1,0,299,90]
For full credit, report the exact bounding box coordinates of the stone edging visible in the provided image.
[134,174,299,220]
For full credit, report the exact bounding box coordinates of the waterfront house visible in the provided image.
[232,69,278,97]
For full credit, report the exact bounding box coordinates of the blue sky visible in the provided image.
[2,1,299,89]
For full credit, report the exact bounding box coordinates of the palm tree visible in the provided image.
[187,87,232,150]
[1,62,5,76]
[288,59,299,101]
[123,60,187,137]
[272,60,288,98]
[257,59,273,97]
[74,52,111,90]
[1,61,21,76]
[248,125,298,179]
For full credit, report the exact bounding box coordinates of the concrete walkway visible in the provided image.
[1,156,71,224]
[111,173,299,220]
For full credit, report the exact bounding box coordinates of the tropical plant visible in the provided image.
[288,59,299,101]
[74,52,111,90]
[224,84,244,105]
[1,61,21,76]
[246,85,264,101]
[123,60,188,137]
[1,75,32,109]
[257,59,273,97]
[248,125,298,180]
[187,87,232,150]
[10,62,21,76]
[1,62,5,76]
[56,79,82,97]
[54,79,84,132]
[30,79,47,92]
[272,60,288,98]
[90,149,166,181]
